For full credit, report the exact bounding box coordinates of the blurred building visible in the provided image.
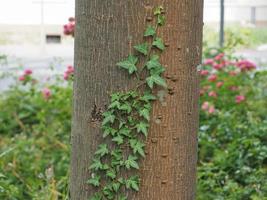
[205,0,267,26]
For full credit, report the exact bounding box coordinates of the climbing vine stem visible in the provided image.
[88,6,167,200]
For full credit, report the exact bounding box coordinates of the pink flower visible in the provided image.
[208,91,217,98]
[213,63,224,70]
[236,60,256,71]
[18,75,25,81]
[216,81,224,88]
[42,88,51,100]
[208,105,215,114]
[24,69,32,75]
[229,71,237,76]
[208,74,217,82]
[214,53,224,61]
[235,95,245,103]
[201,101,209,111]
[200,70,209,76]
[203,59,214,66]
[63,65,74,80]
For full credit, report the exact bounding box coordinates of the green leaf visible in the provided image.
[102,126,117,138]
[89,159,103,171]
[118,103,132,113]
[102,111,115,126]
[87,174,100,187]
[89,192,102,200]
[146,75,167,89]
[125,155,139,169]
[134,43,148,55]
[125,176,140,191]
[116,55,138,74]
[119,127,131,137]
[152,37,165,50]
[157,15,166,26]
[154,6,163,15]
[95,144,109,157]
[118,195,127,200]
[139,108,150,121]
[144,26,156,37]
[103,185,114,199]
[112,182,121,192]
[112,135,124,145]
[136,121,149,137]
[140,92,157,102]
[146,55,161,70]
[129,139,145,157]
[106,169,116,179]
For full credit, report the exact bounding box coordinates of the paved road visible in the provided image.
[0,43,266,91]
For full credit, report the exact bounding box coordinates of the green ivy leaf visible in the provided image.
[152,37,165,50]
[103,185,114,199]
[89,192,102,200]
[144,26,156,37]
[118,194,127,200]
[118,103,132,113]
[157,15,166,26]
[136,121,149,137]
[146,55,161,70]
[106,169,116,179]
[154,6,163,16]
[112,182,121,192]
[125,176,140,191]
[112,135,124,145]
[146,75,167,89]
[139,108,150,121]
[95,144,109,157]
[89,159,103,171]
[125,155,139,169]
[134,43,148,55]
[140,92,157,102]
[116,55,138,74]
[87,174,101,187]
[102,126,117,138]
[119,127,131,137]
[129,139,145,157]
[102,111,115,126]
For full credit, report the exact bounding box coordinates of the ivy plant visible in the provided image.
[88,6,167,200]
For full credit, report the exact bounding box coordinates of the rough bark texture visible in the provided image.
[71,1,203,200]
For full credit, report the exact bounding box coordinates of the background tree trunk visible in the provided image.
[71,0,203,200]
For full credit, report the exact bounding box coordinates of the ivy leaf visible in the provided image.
[118,195,127,200]
[87,174,100,187]
[157,15,166,26]
[103,185,114,199]
[102,126,117,138]
[154,6,163,15]
[140,92,157,102]
[129,139,145,157]
[89,159,103,171]
[146,75,167,89]
[125,176,140,191]
[95,144,109,157]
[89,192,102,200]
[106,169,116,179]
[118,103,132,113]
[146,55,161,70]
[119,127,131,137]
[144,26,156,37]
[112,182,121,192]
[112,135,124,145]
[108,100,120,109]
[139,108,150,121]
[152,37,165,50]
[116,55,138,74]
[136,121,149,137]
[102,111,115,126]
[134,43,148,55]
[125,155,139,169]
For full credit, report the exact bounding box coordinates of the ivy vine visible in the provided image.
[88,6,167,200]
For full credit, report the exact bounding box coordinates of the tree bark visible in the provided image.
[70,1,203,200]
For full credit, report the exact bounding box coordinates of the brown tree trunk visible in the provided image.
[70,1,203,200]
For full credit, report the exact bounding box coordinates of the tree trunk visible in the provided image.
[70,1,203,200]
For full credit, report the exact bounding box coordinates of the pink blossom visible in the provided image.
[235,95,245,103]
[214,53,224,61]
[213,63,224,70]
[216,81,224,88]
[200,70,209,76]
[208,74,217,82]
[208,91,217,98]
[18,75,25,81]
[63,65,74,80]
[24,69,32,75]
[201,101,209,111]
[229,71,238,76]
[236,60,256,71]
[208,105,215,114]
[203,59,214,66]
[42,88,51,100]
